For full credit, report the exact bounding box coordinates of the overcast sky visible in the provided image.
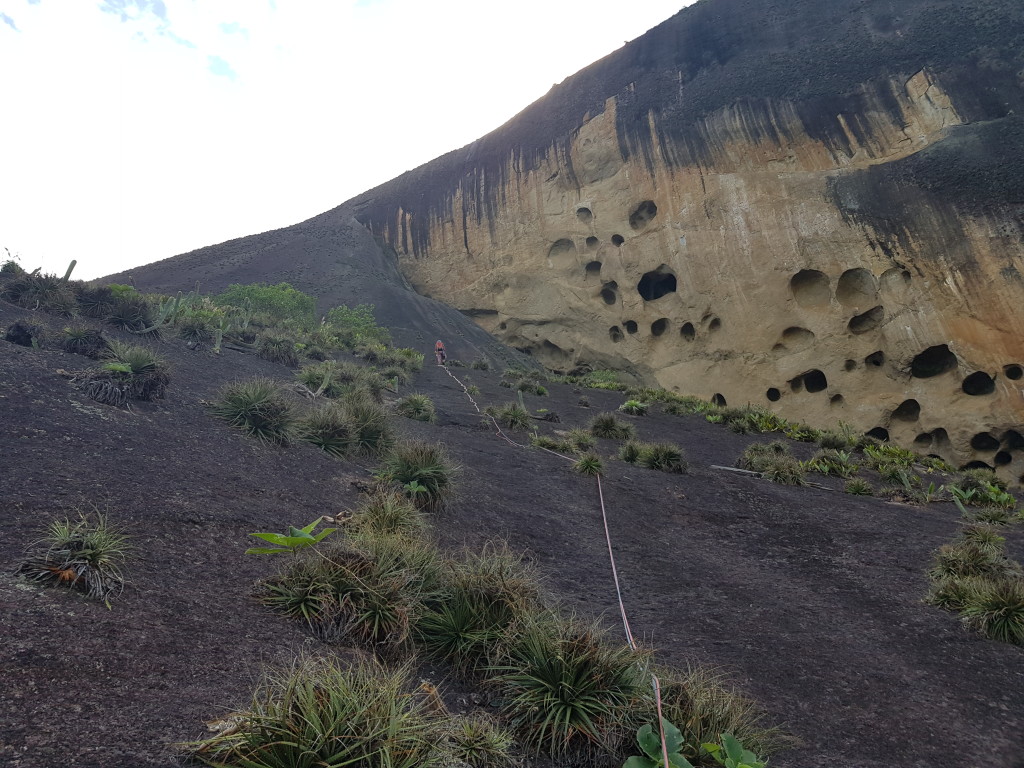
[1,0,690,279]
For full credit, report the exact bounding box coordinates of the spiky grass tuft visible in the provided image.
[396,393,437,423]
[573,452,603,475]
[212,377,296,444]
[589,412,636,440]
[959,578,1024,645]
[378,440,457,511]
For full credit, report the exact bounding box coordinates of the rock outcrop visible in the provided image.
[115,0,1024,478]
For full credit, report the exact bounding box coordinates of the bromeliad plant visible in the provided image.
[245,518,336,555]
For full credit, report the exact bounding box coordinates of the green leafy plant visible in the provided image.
[491,401,531,430]
[396,393,437,423]
[61,326,108,358]
[377,440,457,511]
[574,452,604,475]
[214,282,316,327]
[324,302,391,346]
[623,719,695,768]
[350,489,427,537]
[212,377,296,444]
[84,342,170,405]
[959,578,1024,645]
[257,335,300,367]
[640,442,688,474]
[807,449,858,479]
[466,384,481,395]
[738,442,806,485]
[17,513,131,605]
[590,412,637,440]
[619,399,649,416]
[702,733,768,768]
[245,518,336,555]
[844,478,873,496]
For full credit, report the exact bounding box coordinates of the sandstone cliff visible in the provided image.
[115,0,1024,478]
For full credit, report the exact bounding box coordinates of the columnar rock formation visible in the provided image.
[347,0,1024,478]
[117,0,1024,478]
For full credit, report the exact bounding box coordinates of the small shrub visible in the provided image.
[351,489,428,538]
[844,478,873,496]
[61,326,108,358]
[212,377,295,444]
[959,578,1024,645]
[619,440,646,464]
[663,396,712,416]
[105,291,156,332]
[1,271,76,314]
[761,457,807,485]
[17,513,130,603]
[590,412,636,440]
[782,423,820,442]
[341,390,394,456]
[927,540,1019,582]
[470,358,491,370]
[808,449,858,478]
[818,430,853,450]
[501,368,548,396]
[257,335,300,367]
[493,402,531,431]
[379,364,411,385]
[466,384,480,395]
[619,399,649,416]
[737,441,791,473]
[530,434,574,453]
[84,342,170,405]
[964,506,1014,526]
[187,657,447,767]
[296,360,347,398]
[396,393,437,423]
[574,452,604,475]
[567,427,596,451]
[378,440,457,511]
[639,442,687,474]
[959,524,1008,554]
[214,282,316,327]
[298,402,354,456]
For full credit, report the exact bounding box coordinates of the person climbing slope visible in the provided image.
[434,339,447,366]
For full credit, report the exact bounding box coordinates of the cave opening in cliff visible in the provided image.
[790,376,803,393]
[995,451,1012,466]
[766,387,781,402]
[836,268,879,307]
[790,269,831,308]
[548,238,577,268]
[624,320,638,334]
[962,371,995,396]
[576,207,593,224]
[609,326,623,343]
[586,236,599,250]
[914,433,933,448]
[708,317,721,332]
[611,234,625,246]
[911,345,957,378]
[1004,430,1024,450]
[930,428,950,448]
[848,305,885,335]
[970,432,1000,452]
[782,327,815,349]
[651,318,669,336]
[865,351,885,367]
[600,282,618,305]
[628,200,658,231]
[830,394,844,406]
[962,460,995,471]
[680,322,695,341]
[844,359,857,371]
[637,266,677,301]
[880,267,913,294]
[712,393,727,407]
[1004,364,1023,380]
[802,369,828,393]
[891,399,920,422]
[866,427,890,442]
[585,261,602,279]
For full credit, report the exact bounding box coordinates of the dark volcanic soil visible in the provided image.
[1,300,1023,768]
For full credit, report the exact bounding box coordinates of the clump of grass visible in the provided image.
[737,441,807,485]
[341,390,394,455]
[817,430,853,450]
[488,614,647,764]
[654,665,791,764]
[489,401,531,430]
[470,357,491,370]
[257,335,299,367]
[378,440,457,511]
[619,439,646,464]
[396,393,437,423]
[447,714,516,767]
[105,291,156,332]
[296,360,348,398]
[640,442,687,473]
[663,396,713,416]
[84,342,170,405]
[589,412,636,440]
[187,657,448,767]
[17,513,130,603]
[964,506,1015,526]
[807,449,859,478]
[212,377,295,444]
[297,402,353,457]
[500,368,548,396]
[466,384,481,395]
[567,427,596,451]
[1,270,76,314]
[62,326,108,358]
[927,540,1019,583]
[844,478,873,496]
[350,488,428,538]
[718,405,788,435]
[530,434,574,453]
[573,452,603,475]
[618,399,649,416]
[959,579,1024,645]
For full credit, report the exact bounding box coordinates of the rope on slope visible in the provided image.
[437,363,672,768]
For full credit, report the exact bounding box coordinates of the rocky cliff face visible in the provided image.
[347,0,1024,477]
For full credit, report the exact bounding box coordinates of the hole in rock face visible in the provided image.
[962,371,995,396]
[866,427,890,442]
[971,432,1000,452]
[548,239,576,265]
[931,428,950,447]
[637,266,677,301]
[790,269,831,307]
[611,234,625,246]
[865,351,885,367]
[914,433,933,447]
[1004,364,1023,380]
[600,282,618,305]
[576,207,593,223]
[836,268,878,307]
[766,388,781,402]
[586,236,599,250]
[499,322,507,330]
[782,327,815,349]
[802,369,828,393]
[628,200,658,230]
[1003,430,1024,450]
[995,451,1012,466]
[712,393,727,407]
[609,326,624,343]
[790,376,803,393]
[680,322,695,341]
[911,345,957,378]
[962,460,994,471]
[844,359,857,372]
[651,318,669,336]
[585,261,602,279]
[892,399,920,422]
[708,317,721,332]
[848,306,885,335]
[830,394,844,406]
[879,267,912,296]
[624,320,638,334]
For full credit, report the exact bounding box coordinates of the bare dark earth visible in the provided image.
[1,300,1023,768]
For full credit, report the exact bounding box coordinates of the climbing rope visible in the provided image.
[437,363,672,768]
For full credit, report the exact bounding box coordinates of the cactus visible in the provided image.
[61,260,77,282]
[130,294,179,335]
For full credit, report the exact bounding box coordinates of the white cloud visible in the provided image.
[0,0,693,279]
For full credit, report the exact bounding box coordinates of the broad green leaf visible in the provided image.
[311,528,336,543]
[722,734,744,761]
[249,532,291,545]
[623,757,654,768]
[286,526,315,540]
[661,718,684,754]
[669,754,697,768]
[638,724,660,758]
[245,546,293,554]
[298,518,323,535]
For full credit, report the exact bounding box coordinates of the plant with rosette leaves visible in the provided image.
[245,518,336,555]
[702,732,768,768]
[623,718,694,768]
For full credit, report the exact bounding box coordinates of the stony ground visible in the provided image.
[1,299,1023,768]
